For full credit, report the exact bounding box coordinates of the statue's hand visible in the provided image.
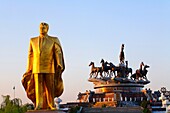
[57,65,62,75]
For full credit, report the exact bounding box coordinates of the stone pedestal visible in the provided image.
[26,110,65,113]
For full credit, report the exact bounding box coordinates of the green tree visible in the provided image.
[0,95,30,113]
[140,100,151,113]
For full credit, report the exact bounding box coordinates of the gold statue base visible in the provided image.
[26,110,65,113]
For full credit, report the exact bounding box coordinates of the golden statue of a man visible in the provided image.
[22,22,65,110]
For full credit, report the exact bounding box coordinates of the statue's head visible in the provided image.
[121,44,124,50]
[39,22,49,35]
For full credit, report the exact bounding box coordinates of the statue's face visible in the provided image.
[39,23,48,35]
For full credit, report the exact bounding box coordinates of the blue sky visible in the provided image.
[0,1,170,104]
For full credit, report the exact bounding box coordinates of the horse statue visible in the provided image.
[130,62,144,80]
[105,61,121,77]
[125,61,133,77]
[130,62,149,80]
[140,65,150,80]
[105,61,116,76]
[130,70,139,80]
[89,62,103,78]
[100,59,111,77]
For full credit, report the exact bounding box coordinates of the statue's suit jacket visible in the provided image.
[22,35,65,104]
[27,36,64,73]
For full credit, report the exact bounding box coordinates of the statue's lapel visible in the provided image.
[38,36,41,54]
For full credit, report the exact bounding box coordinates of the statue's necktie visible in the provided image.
[40,38,44,49]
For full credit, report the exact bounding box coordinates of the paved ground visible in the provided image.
[81,107,143,113]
